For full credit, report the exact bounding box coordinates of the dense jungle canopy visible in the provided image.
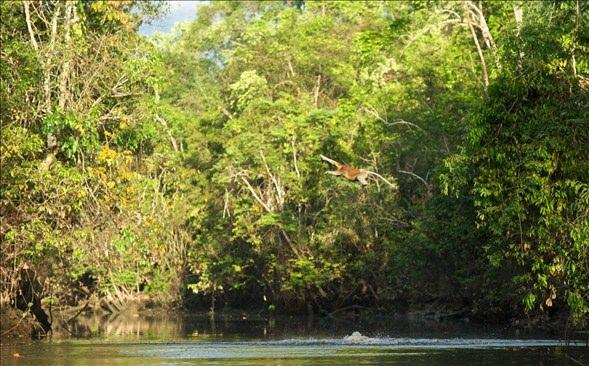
[1,0,588,329]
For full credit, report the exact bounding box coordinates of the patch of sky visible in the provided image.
[139,1,205,37]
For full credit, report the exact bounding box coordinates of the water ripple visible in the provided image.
[127,337,587,360]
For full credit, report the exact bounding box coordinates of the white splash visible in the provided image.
[344,331,370,343]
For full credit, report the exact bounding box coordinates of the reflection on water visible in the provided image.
[53,311,187,339]
[46,311,581,341]
[1,312,587,366]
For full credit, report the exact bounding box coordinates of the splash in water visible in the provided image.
[344,331,370,343]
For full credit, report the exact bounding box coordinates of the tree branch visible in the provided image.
[469,1,496,51]
[362,105,423,131]
[366,171,397,189]
[313,74,321,107]
[291,139,301,179]
[240,175,273,214]
[23,2,39,51]
[155,115,179,152]
[398,169,431,190]
[463,1,488,90]
[238,174,301,257]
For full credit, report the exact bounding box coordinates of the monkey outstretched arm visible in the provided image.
[321,154,348,178]
[320,154,341,167]
[326,170,343,176]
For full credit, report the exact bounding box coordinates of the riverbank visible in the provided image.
[1,300,583,344]
[0,307,38,343]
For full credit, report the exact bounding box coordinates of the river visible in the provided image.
[1,312,587,365]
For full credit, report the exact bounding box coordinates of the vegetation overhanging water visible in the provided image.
[1,0,588,353]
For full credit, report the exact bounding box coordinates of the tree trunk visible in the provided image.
[58,2,75,110]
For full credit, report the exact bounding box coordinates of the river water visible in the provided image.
[1,312,587,365]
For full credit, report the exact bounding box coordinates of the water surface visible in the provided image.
[1,312,587,365]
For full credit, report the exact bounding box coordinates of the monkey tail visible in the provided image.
[367,171,397,188]
[320,154,341,167]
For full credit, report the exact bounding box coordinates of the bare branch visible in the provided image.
[155,115,179,152]
[362,105,423,131]
[58,2,75,110]
[472,2,496,50]
[287,59,295,77]
[398,169,431,190]
[280,229,302,258]
[240,175,273,214]
[366,171,397,189]
[23,2,39,51]
[387,120,424,130]
[361,105,388,124]
[572,0,580,77]
[291,139,301,179]
[313,74,321,107]
[37,3,62,111]
[260,151,285,208]
[463,1,488,90]
[238,173,301,257]
[221,108,233,120]
[223,189,230,218]
[438,8,462,20]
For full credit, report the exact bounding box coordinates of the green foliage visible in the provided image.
[467,71,589,320]
[166,0,588,322]
[442,1,589,323]
[1,0,587,326]
[0,0,185,308]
